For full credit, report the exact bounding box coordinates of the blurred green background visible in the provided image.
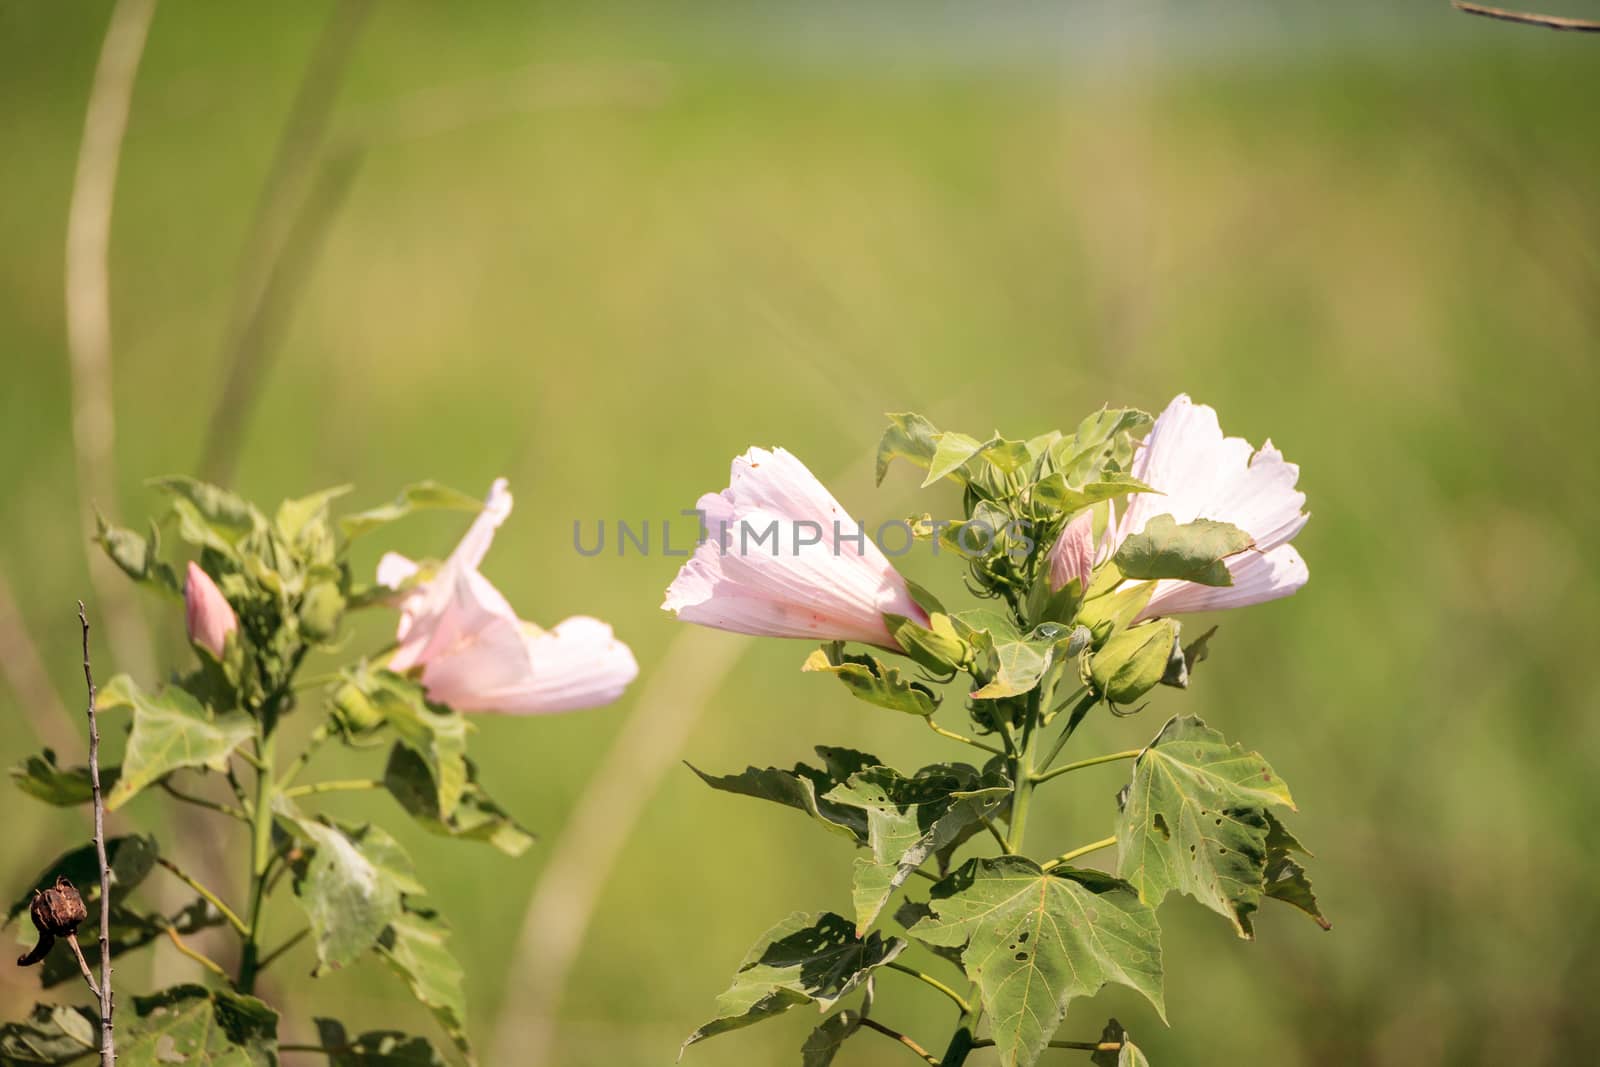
[2,2,1598,1064]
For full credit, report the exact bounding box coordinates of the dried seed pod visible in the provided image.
[16,876,88,967]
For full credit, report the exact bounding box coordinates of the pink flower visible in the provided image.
[662,447,930,650]
[378,479,638,714]
[1112,395,1309,618]
[184,561,237,658]
[1046,505,1115,594]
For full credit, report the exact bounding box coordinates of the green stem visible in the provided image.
[236,730,278,994]
[1031,749,1141,785]
[277,723,330,789]
[155,856,248,936]
[1040,835,1117,872]
[859,1018,939,1065]
[255,926,310,973]
[886,961,972,1014]
[926,716,1006,756]
[1037,689,1100,770]
[158,779,249,822]
[282,777,383,800]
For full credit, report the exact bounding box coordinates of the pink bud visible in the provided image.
[1047,510,1099,594]
[185,561,237,658]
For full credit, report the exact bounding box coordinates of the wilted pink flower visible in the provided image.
[184,561,237,658]
[378,479,638,714]
[1113,395,1309,618]
[662,447,930,650]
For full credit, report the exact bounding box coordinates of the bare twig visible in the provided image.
[1452,1,1600,30]
[65,933,102,1000]
[199,0,372,483]
[78,603,115,1066]
[65,0,158,684]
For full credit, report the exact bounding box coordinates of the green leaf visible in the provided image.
[340,482,483,540]
[689,748,881,844]
[1046,408,1153,486]
[682,913,905,1054]
[825,764,1010,932]
[10,749,121,806]
[1029,472,1152,517]
[803,643,937,716]
[953,614,1089,700]
[38,897,223,989]
[1091,1020,1150,1067]
[276,485,354,543]
[278,806,411,972]
[1112,515,1253,588]
[1263,813,1330,930]
[376,903,472,1062]
[1114,715,1296,937]
[342,668,468,819]
[0,1003,97,1064]
[383,745,535,858]
[121,984,278,1066]
[921,432,986,487]
[6,835,159,930]
[314,1019,450,1066]
[98,675,255,812]
[94,515,181,596]
[876,412,943,486]
[910,858,1165,1067]
[150,477,261,533]
[799,1009,864,1067]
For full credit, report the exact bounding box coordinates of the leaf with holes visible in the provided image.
[313,1019,450,1066]
[803,643,938,717]
[689,748,882,845]
[376,904,472,1061]
[1263,813,1330,930]
[682,912,905,1055]
[1114,715,1296,937]
[120,984,278,1066]
[279,806,413,972]
[825,764,1009,933]
[909,857,1164,1067]
[98,675,255,811]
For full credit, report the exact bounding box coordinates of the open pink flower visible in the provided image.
[1112,395,1309,618]
[184,561,237,658]
[662,447,929,650]
[378,479,638,714]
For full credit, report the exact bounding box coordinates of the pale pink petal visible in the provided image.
[663,449,928,650]
[450,478,513,571]
[421,616,639,714]
[376,553,420,589]
[184,561,237,658]
[1137,544,1308,618]
[1047,510,1097,593]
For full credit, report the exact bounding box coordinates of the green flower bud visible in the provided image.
[884,612,970,673]
[1088,618,1181,705]
[297,580,345,643]
[330,680,384,734]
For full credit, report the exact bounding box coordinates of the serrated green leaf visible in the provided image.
[1263,813,1330,930]
[376,903,471,1062]
[342,668,468,819]
[827,764,1010,933]
[1113,515,1253,588]
[689,748,880,844]
[98,676,254,811]
[121,984,277,1066]
[1115,715,1295,938]
[314,1019,450,1066]
[911,858,1164,1067]
[800,1009,863,1067]
[383,745,535,858]
[339,482,483,539]
[6,835,159,934]
[921,432,986,487]
[1091,1020,1150,1067]
[10,749,121,806]
[682,912,905,1054]
[952,614,1089,701]
[803,643,937,716]
[876,412,943,486]
[278,806,411,972]
[0,1003,98,1064]
[94,516,181,596]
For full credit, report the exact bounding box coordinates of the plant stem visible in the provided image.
[886,961,972,1013]
[859,1018,939,1065]
[1031,749,1142,785]
[236,729,278,994]
[277,723,330,789]
[156,856,248,936]
[77,603,115,1067]
[1037,689,1099,771]
[159,779,249,822]
[926,716,1006,756]
[1040,836,1117,872]
[255,927,310,973]
[161,924,229,980]
[282,777,383,799]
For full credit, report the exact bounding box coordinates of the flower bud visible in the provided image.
[1088,618,1181,705]
[185,561,238,659]
[297,580,345,643]
[1047,511,1098,594]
